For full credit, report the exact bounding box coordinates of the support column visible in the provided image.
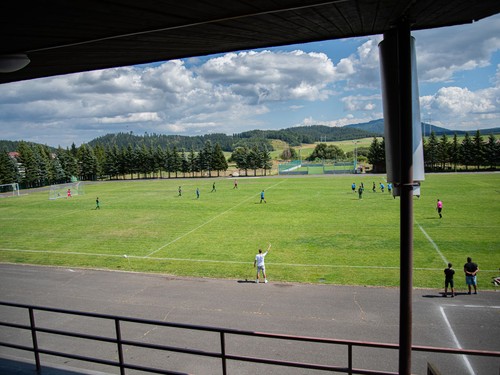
[397,19,413,375]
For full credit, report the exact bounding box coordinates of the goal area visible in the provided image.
[0,183,20,197]
[49,182,84,200]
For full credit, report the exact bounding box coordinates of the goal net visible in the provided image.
[49,182,84,200]
[0,183,20,197]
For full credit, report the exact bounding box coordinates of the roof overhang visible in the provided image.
[1,0,499,84]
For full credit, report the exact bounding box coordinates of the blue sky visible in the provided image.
[0,14,499,148]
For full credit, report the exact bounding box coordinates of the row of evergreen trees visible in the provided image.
[0,140,272,189]
[1,129,497,189]
[367,130,499,172]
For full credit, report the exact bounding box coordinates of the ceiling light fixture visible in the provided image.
[0,54,31,73]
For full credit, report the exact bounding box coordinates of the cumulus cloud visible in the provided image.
[0,14,498,146]
[298,114,378,128]
[420,71,500,131]
[332,37,382,90]
[342,94,380,112]
[0,49,344,145]
[198,50,336,102]
[414,15,500,83]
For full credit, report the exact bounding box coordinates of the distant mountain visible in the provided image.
[344,119,385,134]
[344,119,500,137]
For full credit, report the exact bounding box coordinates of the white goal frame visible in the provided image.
[0,183,20,197]
[49,181,84,200]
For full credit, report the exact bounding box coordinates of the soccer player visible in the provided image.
[95,197,100,210]
[254,245,271,283]
[233,179,238,189]
[178,186,182,196]
[196,188,200,199]
[67,188,72,198]
[464,257,479,294]
[436,199,443,218]
[352,182,356,192]
[260,190,266,203]
[211,182,216,192]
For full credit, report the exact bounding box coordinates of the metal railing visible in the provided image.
[0,301,498,375]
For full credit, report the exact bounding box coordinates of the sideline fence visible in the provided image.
[0,301,499,375]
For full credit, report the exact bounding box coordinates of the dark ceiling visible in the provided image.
[1,0,499,84]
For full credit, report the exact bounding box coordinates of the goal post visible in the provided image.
[49,182,84,200]
[0,183,20,197]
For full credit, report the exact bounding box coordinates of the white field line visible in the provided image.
[144,179,287,258]
[444,304,500,309]
[4,248,499,272]
[439,306,476,375]
[416,221,448,265]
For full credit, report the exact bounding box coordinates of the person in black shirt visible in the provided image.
[464,257,479,294]
[443,263,455,297]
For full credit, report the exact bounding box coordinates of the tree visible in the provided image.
[93,144,106,179]
[77,143,98,181]
[171,146,182,178]
[472,130,486,171]
[437,134,450,170]
[17,142,38,188]
[367,138,385,173]
[33,144,51,186]
[260,146,273,175]
[180,150,190,178]
[460,133,474,171]
[188,149,198,177]
[307,143,345,161]
[230,147,250,175]
[201,140,213,177]
[50,156,66,184]
[57,147,78,182]
[137,144,151,178]
[424,131,439,171]
[247,146,261,176]
[280,148,297,160]
[484,134,499,170]
[0,151,19,184]
[212,143,228,176]
[154,146,165,178]
[450,134,460,172]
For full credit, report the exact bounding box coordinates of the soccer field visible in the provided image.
[0,173,498,290]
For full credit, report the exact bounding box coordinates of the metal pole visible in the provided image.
[115,319,125,375]
[28,308,41,372]
[397,19,414,375]
[220,332,227,375]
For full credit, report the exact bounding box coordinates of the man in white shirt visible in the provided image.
[254,244,271,283]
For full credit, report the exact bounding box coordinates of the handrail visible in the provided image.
[0,301,498,375]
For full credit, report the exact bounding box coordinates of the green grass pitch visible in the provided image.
[0,173,498,290]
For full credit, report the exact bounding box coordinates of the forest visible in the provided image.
[0,125,498,190]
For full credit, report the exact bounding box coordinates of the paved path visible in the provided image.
[0,264,498,374]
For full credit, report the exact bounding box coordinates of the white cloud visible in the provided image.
[298,114,377,128]
[420,80,500,130]
[332,38,382,90]
[0,14,499,146]
[342,94,380,112]
[414,15,500,83]
[197,50,336,102]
